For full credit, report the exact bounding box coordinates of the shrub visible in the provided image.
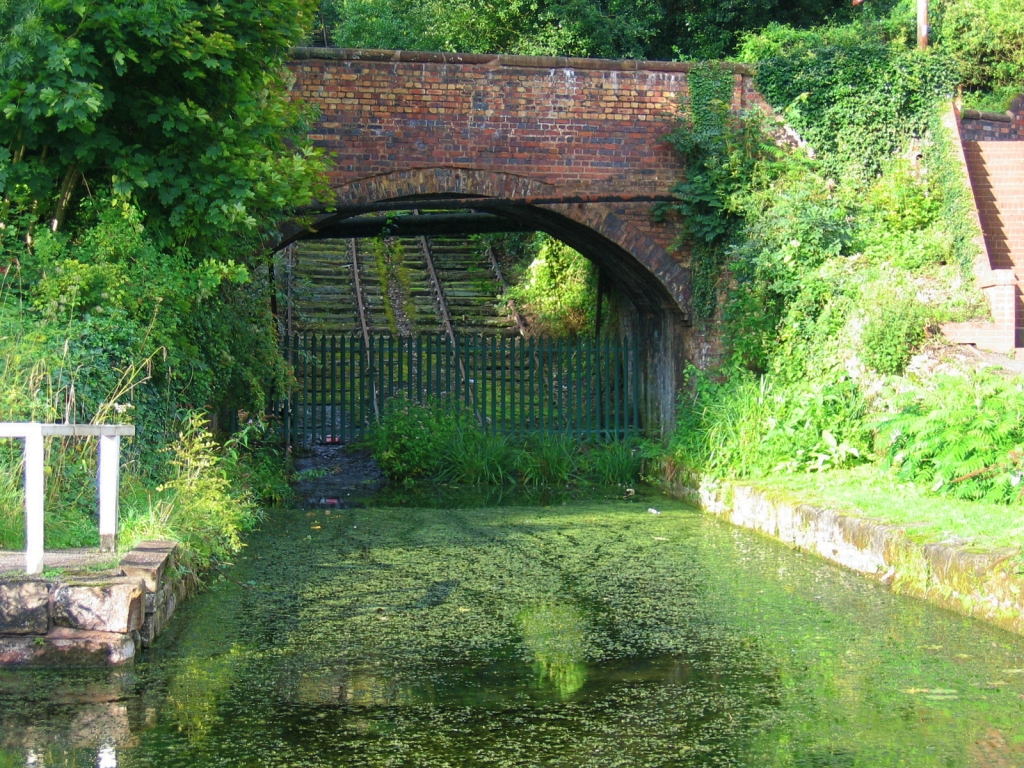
[741,21,958,178]
[221,419,292,506]
[860,295,927,375]
[366,396,468,480]
[120,412,263,570]
[876,372,1024,503]
[933,0,1024,112]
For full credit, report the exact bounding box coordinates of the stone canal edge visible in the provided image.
[661,460,1024,637]
[0,542,192,667]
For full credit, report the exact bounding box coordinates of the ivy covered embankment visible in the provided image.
[660,17,1024,586]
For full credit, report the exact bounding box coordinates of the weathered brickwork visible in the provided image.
[289,48,758,195]
[960,95,1024,142]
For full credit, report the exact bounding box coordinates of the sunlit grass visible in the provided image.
[760,464,1024,551]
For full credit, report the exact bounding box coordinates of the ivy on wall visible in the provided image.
[740,23,958,178]
[656,63,775,320]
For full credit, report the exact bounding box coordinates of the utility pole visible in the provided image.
[918,0,929,49]
[853,0,928,49]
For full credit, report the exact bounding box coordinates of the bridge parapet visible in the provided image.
[288,48,762,200]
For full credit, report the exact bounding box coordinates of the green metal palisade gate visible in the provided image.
[278,332,640,448]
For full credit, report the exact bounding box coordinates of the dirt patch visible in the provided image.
[291,445,385,508]
[908,340,1024,378]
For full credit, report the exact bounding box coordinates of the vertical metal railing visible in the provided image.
[279,332,640,448]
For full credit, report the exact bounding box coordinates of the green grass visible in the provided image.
[760,464,1024,552]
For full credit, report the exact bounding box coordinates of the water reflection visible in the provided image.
[519,604,589,698]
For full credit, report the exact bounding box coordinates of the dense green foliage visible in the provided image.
[933,0,1024,111]
[1,0,327,421]
[877,372,1024,503]
[366,398,645,486]
[667,7,1024,515]
[500,234,600,337]
[320,0,853,60]
[739,22,958,177]
[0,0,326,566]
[657,63,778,320]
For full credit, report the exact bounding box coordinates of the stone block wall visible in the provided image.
[0,541,184,667]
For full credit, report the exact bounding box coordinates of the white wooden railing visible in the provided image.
[0,423,135,575]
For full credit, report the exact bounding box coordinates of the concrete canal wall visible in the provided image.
[0,542,189,667]
[661,461,1024,637]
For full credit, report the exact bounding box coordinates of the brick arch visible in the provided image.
[330,168,691,317]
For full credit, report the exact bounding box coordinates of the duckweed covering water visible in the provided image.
[2,488,1024,766]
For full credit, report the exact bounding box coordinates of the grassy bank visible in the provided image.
[760,465,1024,553]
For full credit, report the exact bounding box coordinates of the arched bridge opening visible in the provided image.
[276,181,688,441]
[277,49,765,440]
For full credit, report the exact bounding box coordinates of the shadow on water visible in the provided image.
[2,481,1024,766]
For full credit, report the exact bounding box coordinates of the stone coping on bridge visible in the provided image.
[291,46,754,75]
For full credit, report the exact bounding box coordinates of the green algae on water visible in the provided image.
[1,489,1023,766]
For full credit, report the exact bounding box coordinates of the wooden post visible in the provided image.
[98,434,120,552]
[24,425,45,575]
[918,0,928,49]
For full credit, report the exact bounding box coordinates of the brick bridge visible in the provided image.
[284,48,764,431]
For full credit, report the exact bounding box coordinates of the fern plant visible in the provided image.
[876,372,1024,504]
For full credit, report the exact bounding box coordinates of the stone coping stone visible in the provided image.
[0,548,119,576]
[0,628,135,668]
[661,462,1024,637]
[119,540,178,593]
[290,46,755,74]
[962,109,1013,123]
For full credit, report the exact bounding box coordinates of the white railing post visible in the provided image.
[1,422,134,573]
[23,424,45,575]
[98,434,120,552]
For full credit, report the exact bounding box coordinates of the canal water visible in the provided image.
[2,487,1024,767]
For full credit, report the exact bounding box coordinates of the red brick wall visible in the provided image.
[287,49,759,200]
[964,140,1024,342]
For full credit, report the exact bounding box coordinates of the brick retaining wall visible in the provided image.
[960,95,1024,142]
